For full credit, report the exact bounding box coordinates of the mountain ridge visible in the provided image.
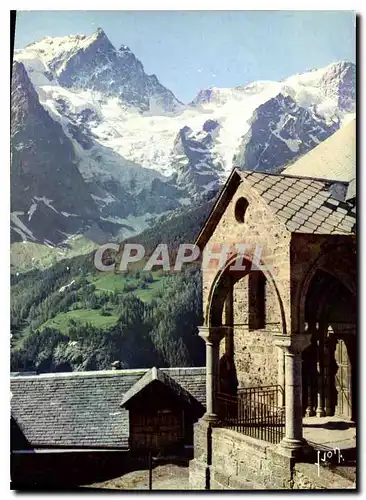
[16,27,183,113]
[12,29,356,258]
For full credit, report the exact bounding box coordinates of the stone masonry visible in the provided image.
[189,423,355,490]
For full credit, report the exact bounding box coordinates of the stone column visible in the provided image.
[277,347,285,407]
[305,371,316,417]
[305,330,317,417]
[316,324,326,417]
[324,331,336,416]
[199,326,227,422]
[224,284,234,359]
[274,333,311,458]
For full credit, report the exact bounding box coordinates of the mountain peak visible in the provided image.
[15,29,183,113]
[321,60,355,78]
[282,60,354,83]
[91,27,111,43]
[324,60,355,71]
[119,44,132,53]
[21,28,112,55]
[18,29,114,79]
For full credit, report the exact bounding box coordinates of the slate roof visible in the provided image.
[196,166,356,249]
[10,367,206,450]
[238,170,356,235]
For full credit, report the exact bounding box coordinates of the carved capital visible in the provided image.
[273,334,312,354]
[198,326,229,345]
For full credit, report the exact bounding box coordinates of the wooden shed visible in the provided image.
[120,367,205,453]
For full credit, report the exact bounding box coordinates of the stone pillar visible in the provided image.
[305,331,317,417]
[324,331,336,416]
[277,347,285,407]
[199,326,227,422]
[224,284,234,359]
[316,324,326,417]
[274,333,311,458]
[305,377,316,417]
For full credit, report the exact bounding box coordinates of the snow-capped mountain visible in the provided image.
[170,120,223,195]
[16,28,183,113]
[12,28,356,248]
[11,61,100,245]
[233,93,339,173]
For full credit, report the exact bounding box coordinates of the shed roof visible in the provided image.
[10,367,206,450]
[120,367,204,410]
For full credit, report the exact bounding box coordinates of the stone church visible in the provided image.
[189,119,356,489]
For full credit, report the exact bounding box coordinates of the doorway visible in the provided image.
[302,270,356,421]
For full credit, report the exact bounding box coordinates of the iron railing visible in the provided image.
[217,385,285,444]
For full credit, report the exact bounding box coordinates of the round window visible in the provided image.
[234,197,249,223]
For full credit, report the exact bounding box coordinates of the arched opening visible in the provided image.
[234,197,249,223]
[296,244,356,335]
[206,255,286,392]
[302,269,356,421]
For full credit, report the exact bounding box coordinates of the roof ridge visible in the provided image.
[10,366,207,381]
[236,168,350,185]
[120,366,201,408]
[10,368,150,380]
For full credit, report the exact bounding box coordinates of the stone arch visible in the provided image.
[296,244,356,334]
[205,252,288,334]
[205,253,289,392]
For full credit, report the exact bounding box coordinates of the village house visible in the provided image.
[189,119,356,490]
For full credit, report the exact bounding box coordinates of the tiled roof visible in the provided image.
[238,170,356,235]
[11,367,206,450]
[283,119,356,185]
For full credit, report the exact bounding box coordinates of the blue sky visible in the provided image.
[14,10,356,103]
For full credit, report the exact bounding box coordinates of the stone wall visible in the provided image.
[201,180,291,330]
[292,463,356,490]
[189,422,356,491]
[231,273,282,386]
[231,326,278,387]
[218,276,279,387]
[201,180,291,389]
[189,423,292,490]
